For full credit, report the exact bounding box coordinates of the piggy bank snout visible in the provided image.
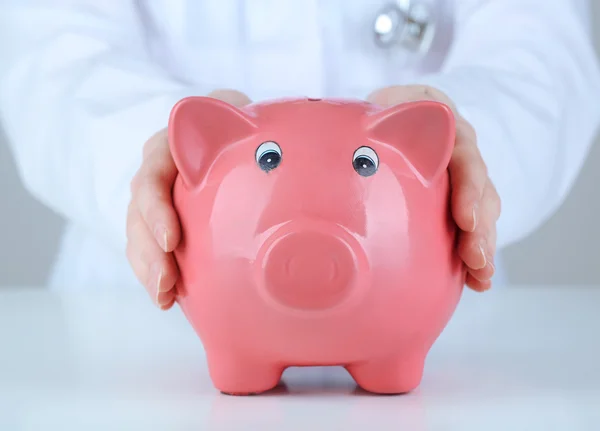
[261,230,358,310]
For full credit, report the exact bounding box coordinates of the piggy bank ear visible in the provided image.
[168,96,257,188]
[365,101,455,185]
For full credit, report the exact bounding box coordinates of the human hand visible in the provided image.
[367,85,501,292]
[126,89,253,309]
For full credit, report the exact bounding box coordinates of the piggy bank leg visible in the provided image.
[206,351,284,395]
[346,354,425,394]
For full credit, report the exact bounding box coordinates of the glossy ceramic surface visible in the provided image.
[168,96,466,395]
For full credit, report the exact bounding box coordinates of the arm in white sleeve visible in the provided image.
[418,0,600,248]
[0,1,205,253]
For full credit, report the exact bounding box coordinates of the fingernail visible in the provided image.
[488,257,495,274]
[155,267,164,305]
[478,243,487,269]
[159,300,174,311]
[148,263,161,304]
[149,262,164,305]
[154,225,168,252]
[471,203,478,232]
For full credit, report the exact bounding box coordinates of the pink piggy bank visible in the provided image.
[169,96,466,395]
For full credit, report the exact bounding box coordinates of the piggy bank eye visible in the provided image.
[256,141,282,172]
[352,146,379,177]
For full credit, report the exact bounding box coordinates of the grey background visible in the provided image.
[1,6,599,287]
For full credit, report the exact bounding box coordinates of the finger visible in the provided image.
[134,144,181,253]
[458,180,499,280]
[484,178,501,223]
[127,218,177,306]
[458,230,486,271]
[458,229,495,279]
[477,179,500,257]
[457,199,494,271]
[465,272,492,292]
[207,89,252,107]
[126,206,179,307]
[468,223,497,282]
[449,119,487,233]
[125,205,157,291]
[142,128,168,160]
[467,181,499,282]
[367,84,458,112]
[158,297,176,311]
[488,221,497,260]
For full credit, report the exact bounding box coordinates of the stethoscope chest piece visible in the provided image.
[373,0,435,53]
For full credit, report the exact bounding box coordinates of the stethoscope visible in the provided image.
[372,0,436,53]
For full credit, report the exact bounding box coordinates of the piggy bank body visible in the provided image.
[169,97,466,395]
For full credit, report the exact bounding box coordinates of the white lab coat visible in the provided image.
[0,0,599,290]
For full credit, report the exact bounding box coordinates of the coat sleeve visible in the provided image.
[0,1,206,253]
[417,0,600,248]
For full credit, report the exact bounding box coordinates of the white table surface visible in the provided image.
[1,285,599,430]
